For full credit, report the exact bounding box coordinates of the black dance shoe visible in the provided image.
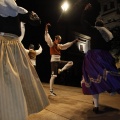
[93,107,99,114]
[93,107,104,114]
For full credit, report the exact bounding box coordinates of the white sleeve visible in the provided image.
[102,27,113,41]
[96,27,113,42]
[17,6,28,14]
[58,42,73,50]
[35,45,43,55]
[18,22,25,42]
[44,31,54,47]
[25,49,29,54]
[19,43,29,53]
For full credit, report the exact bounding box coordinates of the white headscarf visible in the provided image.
[0,0,28,17]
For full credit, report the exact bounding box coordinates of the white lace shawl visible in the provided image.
[95,26,113,42]
[0,0,28,17]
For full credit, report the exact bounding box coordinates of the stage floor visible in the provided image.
[28,83,120,120]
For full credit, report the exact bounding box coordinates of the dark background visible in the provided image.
[16,0,101,87]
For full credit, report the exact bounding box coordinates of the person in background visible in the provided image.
[25,44,42,67]
[45,23,78,96]
[18,22,43,67]
[0,0,49,120]
[80,2,120,114]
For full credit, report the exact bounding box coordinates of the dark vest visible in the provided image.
[28,50,36,60]
[50,42,61,55]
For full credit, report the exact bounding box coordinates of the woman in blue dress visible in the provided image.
[80,2,120,114]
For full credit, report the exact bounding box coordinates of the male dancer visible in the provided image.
[25,44,42,67]
[45,23,78,96]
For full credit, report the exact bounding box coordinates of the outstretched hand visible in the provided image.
[30,11,40,20]
[84,3,92,11]
[73,39,79,44]
[45,23,51,31]
[38,44,41,47]
[46,23,51,26]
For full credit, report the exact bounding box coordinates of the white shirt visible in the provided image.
[44,31,74,62]
[25,46,42,66]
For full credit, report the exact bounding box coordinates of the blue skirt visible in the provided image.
[82,49,120,95]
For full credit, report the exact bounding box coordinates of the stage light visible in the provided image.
[61,1,69,12]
